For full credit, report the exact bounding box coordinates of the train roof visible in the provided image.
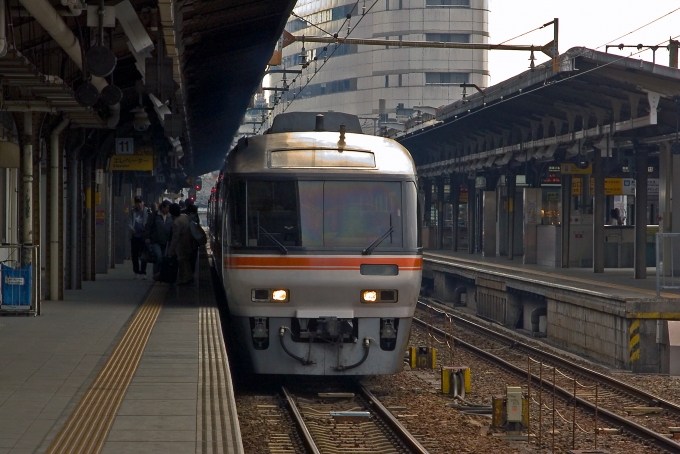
[268,112,363,134]
[223,131,416,177]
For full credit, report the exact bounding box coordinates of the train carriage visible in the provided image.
[209,112,422,375]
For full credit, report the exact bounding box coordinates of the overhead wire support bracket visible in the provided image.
[285,34,557,56]
[282,17,560,72]
[266,69,303,75]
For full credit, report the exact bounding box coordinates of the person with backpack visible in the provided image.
[145,200,173,280]
[166,203,199,285]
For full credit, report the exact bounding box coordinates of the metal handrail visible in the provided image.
[656,233,680,297]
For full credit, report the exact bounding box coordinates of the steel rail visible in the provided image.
[359,386,431,454]
[282,386,320,454]
[412,315,680,453]
[418,299,680,414]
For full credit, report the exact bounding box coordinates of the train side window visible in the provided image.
[229,180,247,246]
[404,181,418,249]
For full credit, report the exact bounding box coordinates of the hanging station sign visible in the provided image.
[570,177,657,196]
[109,155,154,171]
[560,163,592,175]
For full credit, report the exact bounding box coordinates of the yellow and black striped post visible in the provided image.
[629,319,640,362]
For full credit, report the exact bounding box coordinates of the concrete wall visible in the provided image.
[546,298,627,368]
[426,258,673,372]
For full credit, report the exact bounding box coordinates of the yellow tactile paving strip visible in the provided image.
[197,305,244,454]
[45,284,167,454]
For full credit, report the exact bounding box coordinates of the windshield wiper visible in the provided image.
[362,225,394,255]
[258,225,288,254]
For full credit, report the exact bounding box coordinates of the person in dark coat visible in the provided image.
[167,203,198,285]
[127,196,148,279]
[145,200,173,280]
[183,203,200,275]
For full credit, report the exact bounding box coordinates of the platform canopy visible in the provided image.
[181,0,296,174]
[0,0,295,177]
[398,47,680,177]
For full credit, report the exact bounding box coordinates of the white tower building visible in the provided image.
[270,0,489,133]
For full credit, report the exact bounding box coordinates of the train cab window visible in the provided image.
[228,180,407,251]
[323,181,402,248]
[247,181,301,247]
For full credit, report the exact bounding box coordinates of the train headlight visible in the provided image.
[362,290,378,303]
[271,289,289,302]
[252,289,289,302]
[361,290,398,303]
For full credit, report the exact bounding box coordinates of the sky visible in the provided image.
[487,1,680,85]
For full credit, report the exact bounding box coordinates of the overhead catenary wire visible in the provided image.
[478,8,680,107]
[259,0,368,131]
[260,10,551,133]
[402,30,680,143]
[257,5,680,137]
[290,11,337,38]
[256,0,376,134]
[492,22,552,48]
[593,6,680,51]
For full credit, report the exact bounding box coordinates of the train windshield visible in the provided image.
[229,180,407,250]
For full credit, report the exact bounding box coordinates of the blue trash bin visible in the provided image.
[1,263,32,308]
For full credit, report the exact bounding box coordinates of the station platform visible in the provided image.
[425,249,679,302]
[0,253,242,454]
[423,249,680,374]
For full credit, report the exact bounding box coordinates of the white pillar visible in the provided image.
[49,118,69,300]
[482,190,496,257]
[523,188,541,264]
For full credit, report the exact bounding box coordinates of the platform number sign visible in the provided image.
[115,138,134,155]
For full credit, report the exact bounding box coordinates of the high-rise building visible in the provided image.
[269,0,489,133]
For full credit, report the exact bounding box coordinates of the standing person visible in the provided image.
[145,200,173,280]
[182,199,200,224]
[184,202,200,275]
[127,196,149,279]
[609,209,620,225]
[167,203,198,285]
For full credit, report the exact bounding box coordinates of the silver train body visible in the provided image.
[208,113,422,375]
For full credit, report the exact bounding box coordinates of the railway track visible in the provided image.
[415,299,680,453]
[281,385,430,454]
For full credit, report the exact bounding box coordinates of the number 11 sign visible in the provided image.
[115,138,134,155]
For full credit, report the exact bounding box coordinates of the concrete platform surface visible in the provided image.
[0,267,153,454]
[425,249,679,302]
[0,257,242,454]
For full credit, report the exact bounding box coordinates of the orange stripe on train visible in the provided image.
[223,256,422,270]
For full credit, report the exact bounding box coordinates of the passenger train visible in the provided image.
[208,112,422,375]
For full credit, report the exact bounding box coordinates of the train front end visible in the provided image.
[218,115,421,375]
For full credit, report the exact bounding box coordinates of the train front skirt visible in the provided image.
[233,317,412,375]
